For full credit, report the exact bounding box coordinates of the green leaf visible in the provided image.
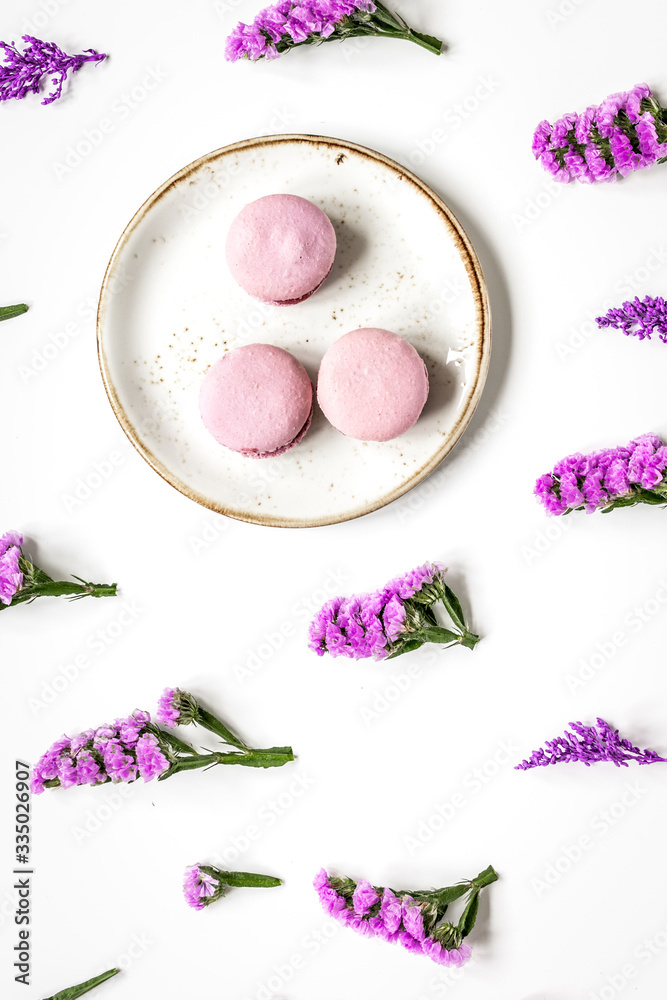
[232,746,294,769]
[420,626,460,645]
[0,303,28,322]
[471,864,499,888]
[385,638,425,659]
[457,889,480,938]
[43,968,119,1000]
[440,583,466,630]
[196,706,248,750]
[433,884,471,905]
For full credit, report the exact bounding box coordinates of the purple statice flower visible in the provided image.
[309,562,477,660]
[533,83,667,184]
[31,711,169,794]
[516,718,667,770]
[156,687,182,727]
[596,295,667,343]
[0,531,23,605]
[535,434,667,515]
[183,865,221,910]
[0,35,106,105]
[315,868,496,964]
[352,878,379,915]
[225,1,444,63]
[135,733,169,782]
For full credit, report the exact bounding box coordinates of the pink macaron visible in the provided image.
[317,328,429,442]
[226,194,337,305]
[200,343,313,458]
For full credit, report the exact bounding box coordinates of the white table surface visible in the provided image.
[3,1,667,998]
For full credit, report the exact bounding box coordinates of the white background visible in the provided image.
[2,1,667,999]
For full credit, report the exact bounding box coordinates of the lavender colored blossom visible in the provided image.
[183,865,221,910]
[596,295,667,343]
[0,35,106,105]
[314,866,497,965]
[516,719,667,770]
[30,711,170,794]
[225,0,444,63]
[0,531,23,605]
[308,561,478,660]
[535,434,667,515]
[155,687,198,728]
[184,864,281,910]
[533,84,667,184]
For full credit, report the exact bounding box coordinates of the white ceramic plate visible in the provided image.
[97,134,490,528]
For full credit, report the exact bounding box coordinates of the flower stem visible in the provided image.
[212,869,282,889]
[43,968,119,1000]
[29,579,117,600]
[0,303,28,322]
[195,706,250,751]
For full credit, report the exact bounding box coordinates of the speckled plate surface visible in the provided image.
[97,134,491,528]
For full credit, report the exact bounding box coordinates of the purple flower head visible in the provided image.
[183,865,221,910]
[352,878,379,915]
[516,718,667,770]
[0,531,23,606]
[0,35,106,105]
[535,434,667,515]
[226,1,378,62]
[135,733,170,781]
[533,84,667,184]
[597,296,667,344]
[156,687,198,728]
[402,898,426,941]
[379,887,403,933]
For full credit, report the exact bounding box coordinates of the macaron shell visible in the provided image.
[226,194,337,304]
[317,328,429,442]
[200,344,313,457]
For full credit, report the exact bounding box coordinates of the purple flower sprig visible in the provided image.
[226,1,444,63]
[42,968,119,1000]
[0,35,106,105]
[184,864,281,911]
[596,295,667,343]
[309,561,479,662]
[32,690,294,794]
[315,865,498,966]
[0,531,117,611]
[535,434,667,516]
[0,303,28,322]
[533,83,667,184]
[516,719,667,770]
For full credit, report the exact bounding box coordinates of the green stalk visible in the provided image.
[195,706,249,751]
[43,968,119,1000]
[209,869,282,889]
[0,303,28,322]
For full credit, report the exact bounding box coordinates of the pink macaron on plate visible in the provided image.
[97,134,491,528]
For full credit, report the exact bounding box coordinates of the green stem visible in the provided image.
[43,968,119,1000]
[212,869,282,889]
[159,746,294,779]
[0,303,28,322]
[25,580,117,600]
